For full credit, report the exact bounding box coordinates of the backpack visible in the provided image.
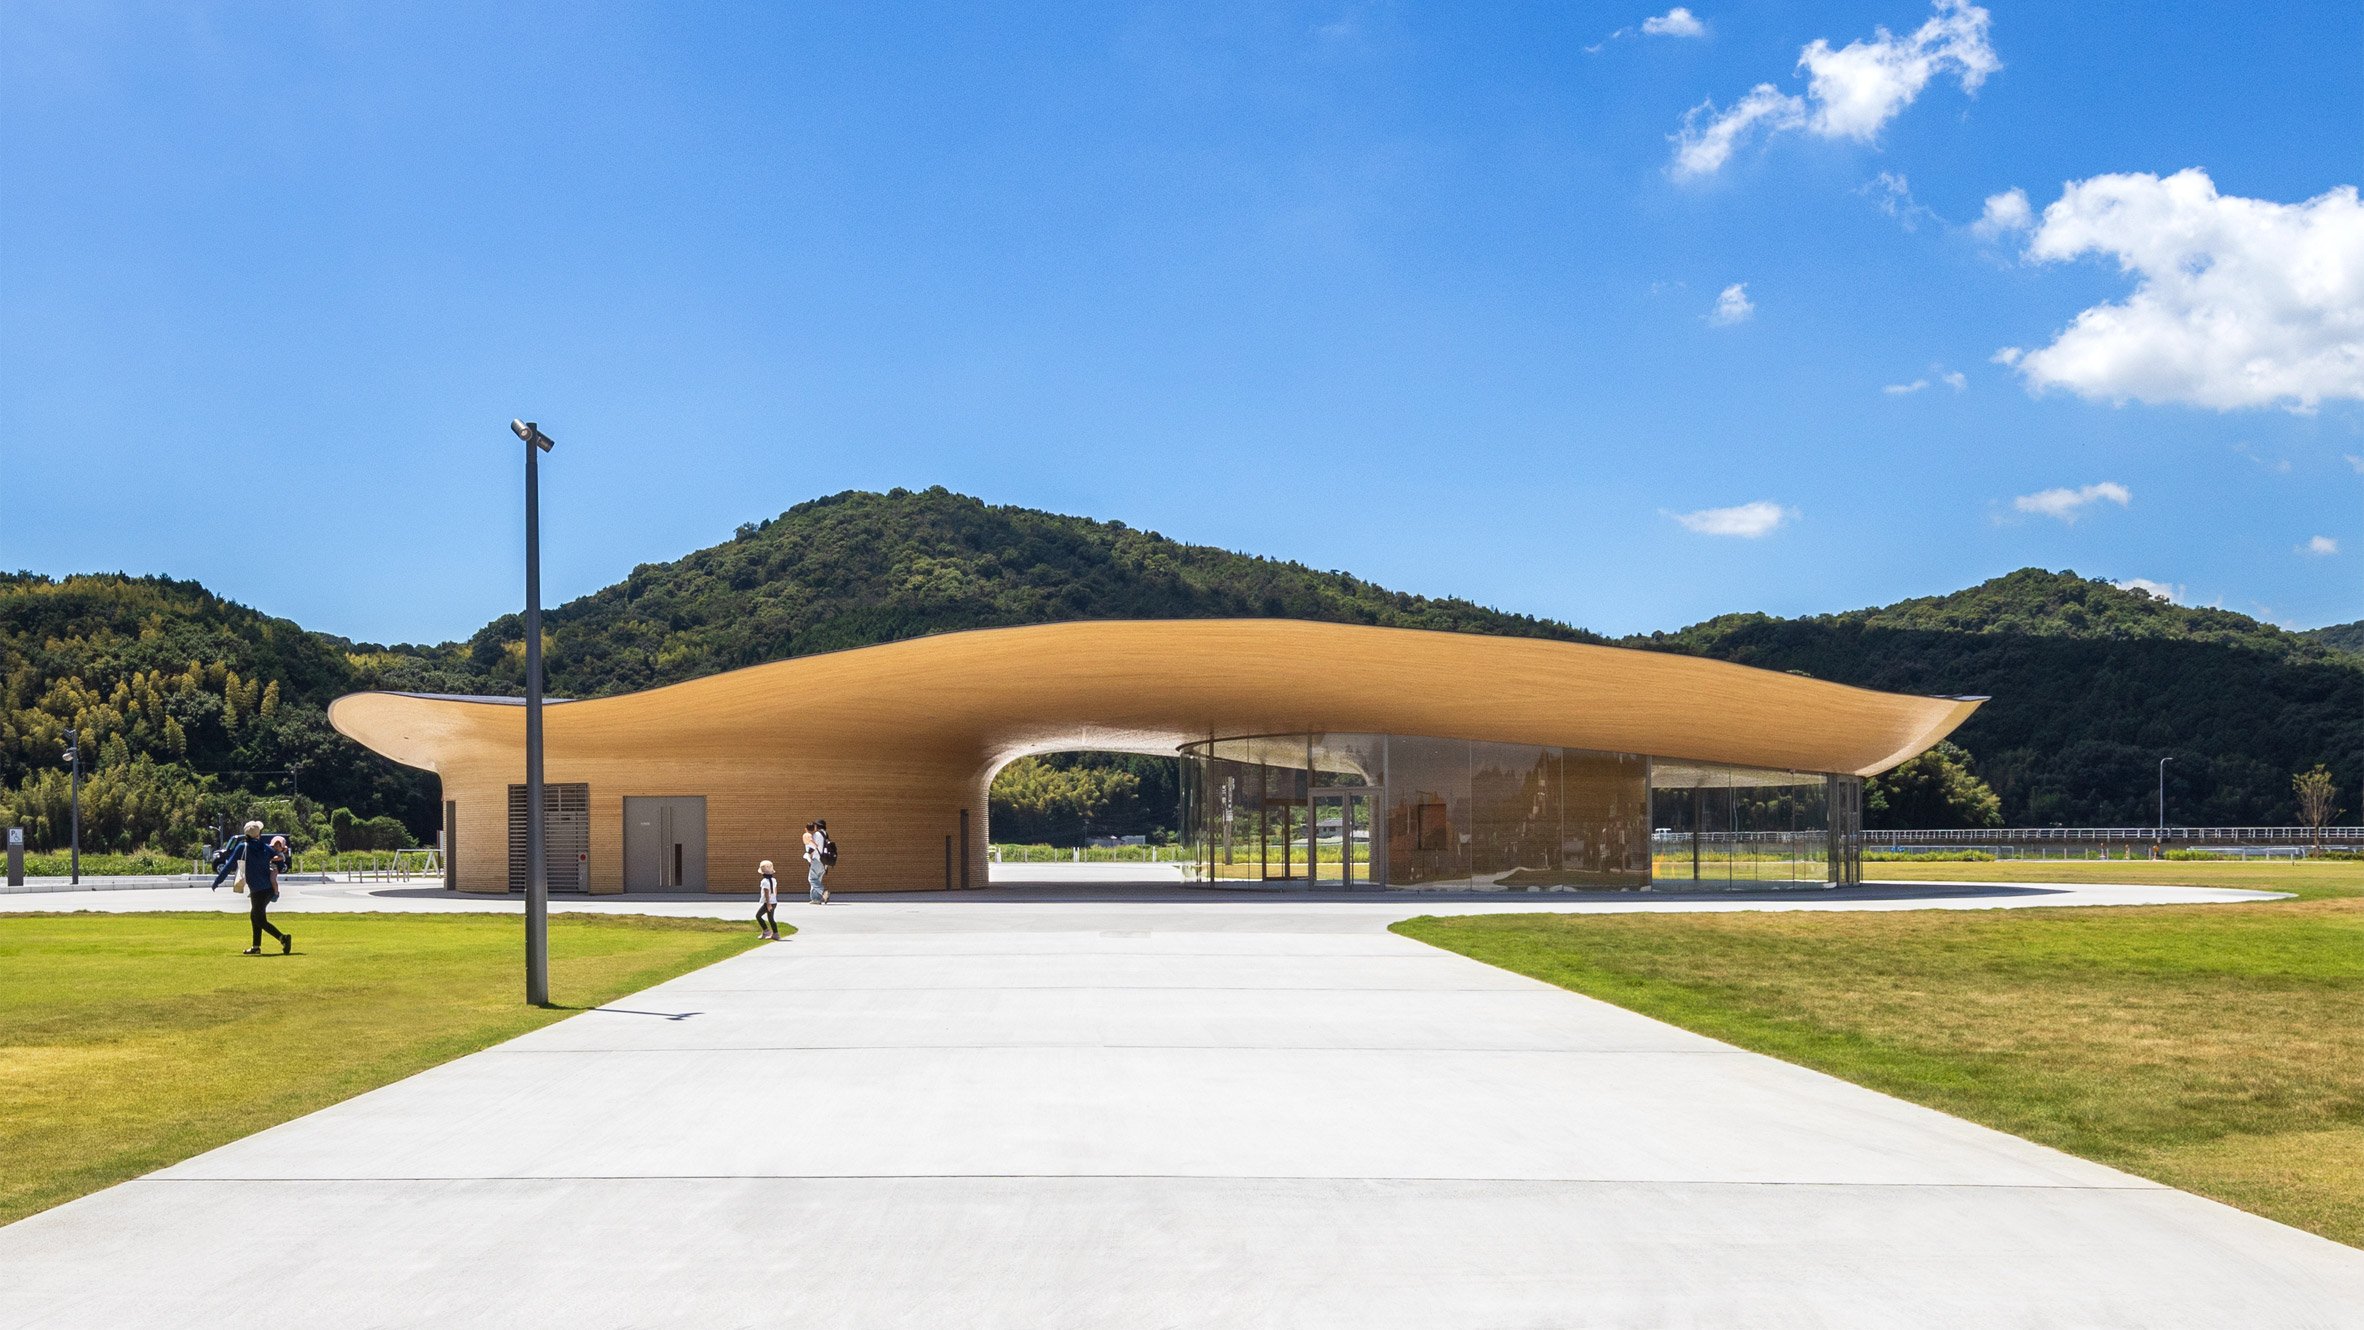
[819,835,839,868]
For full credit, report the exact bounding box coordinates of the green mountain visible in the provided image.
[465,487,1601,698]
[2303,620,2364,656]
[8,491,2360,847]
[0,572,452,853]
[1633,568,2364,825]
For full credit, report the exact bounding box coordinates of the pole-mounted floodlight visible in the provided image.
[513,418,557,1005]
[62,729,81,885]
[2157,755,2173,836]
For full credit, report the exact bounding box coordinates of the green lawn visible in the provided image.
[1865,855,2357,900]
[1394,859,2364,1248]
[0,911,769,1227]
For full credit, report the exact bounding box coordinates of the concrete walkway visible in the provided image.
[5,886,2363,1327]
[0,866,2296,919]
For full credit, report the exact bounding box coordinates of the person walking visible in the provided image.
[208,825,251,892]
[755,859,780,939]
[212,821,292,955]
[802,821,830,904]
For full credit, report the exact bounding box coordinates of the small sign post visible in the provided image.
[6,827,22,887]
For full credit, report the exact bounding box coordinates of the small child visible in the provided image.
[755,860,780,939]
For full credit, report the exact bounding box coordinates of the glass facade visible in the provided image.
[1646,761,1851,887]
[1180,732,1862,891]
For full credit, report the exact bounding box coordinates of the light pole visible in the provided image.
[512,418,556,1006]
[62,729,81,885]
[2157,755,2173,834]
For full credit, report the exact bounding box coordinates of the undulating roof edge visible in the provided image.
[376,692,573,706]
[351,619,1991,708]
[330,619,1985,779]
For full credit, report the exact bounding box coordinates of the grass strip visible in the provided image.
[1394,860,2364,1248]
[0,911,771,1227]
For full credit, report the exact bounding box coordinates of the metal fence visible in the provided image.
[991,844,1186,864]
[1872,826,2360,846]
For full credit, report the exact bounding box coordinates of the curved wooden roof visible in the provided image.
[329,619,1981,777]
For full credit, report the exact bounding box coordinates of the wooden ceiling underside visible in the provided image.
[329,619,1982,778]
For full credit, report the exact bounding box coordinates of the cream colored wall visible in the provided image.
[439,748,993,895]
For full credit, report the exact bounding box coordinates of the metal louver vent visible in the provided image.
[508,783,591,893]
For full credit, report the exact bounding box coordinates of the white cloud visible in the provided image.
[2233,442,2292,474]
[1671,85,1805,177]
[2345,454,2364,474]
[1595,7,1711,50]
[1885,364,1966,394]
[2304,535,2340,556]
[1799,0,1997,140]
[1971,187,2032,240]
[1707,282,1754,325]
[1861,171,1936,230]
[2013,481,2131,523]
[2113,577,2183,604]
[1641,7,1709,37]
[1668,500,1793,537]
[1993,169,2364,412]
[1670,0,1995,179]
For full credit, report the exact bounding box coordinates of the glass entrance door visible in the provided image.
[1311,790,1380,887]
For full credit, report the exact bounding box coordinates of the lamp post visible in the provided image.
[512,418,556,1006]
[62,729,81,885]
[2157,755,2173,835]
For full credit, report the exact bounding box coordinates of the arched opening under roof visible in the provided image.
[984,749,1185,878]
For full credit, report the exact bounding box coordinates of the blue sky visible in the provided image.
[3,1,2358,643]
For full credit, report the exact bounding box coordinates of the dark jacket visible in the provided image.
[211,836,284,896]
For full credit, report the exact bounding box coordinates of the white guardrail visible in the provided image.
[1872,826,2362,844]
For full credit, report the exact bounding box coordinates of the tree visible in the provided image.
[2293,765,2340,849]
[330,806,416,852]
[1864,741,2005,830]
[989,756,1145,846]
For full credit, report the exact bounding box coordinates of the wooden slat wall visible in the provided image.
[442,748,991,894]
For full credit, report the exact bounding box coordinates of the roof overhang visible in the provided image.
[328,619,1983,778]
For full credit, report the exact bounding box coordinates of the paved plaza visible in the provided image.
[4,877,2363,1327]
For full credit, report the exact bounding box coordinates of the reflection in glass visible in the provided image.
[1561,749,1650,886]
[1649,761,1835,888]
[1181,734,1843,891]
[1384,735,1470,888]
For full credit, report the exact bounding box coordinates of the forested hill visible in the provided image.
[463,487,1602,697]
[1631,568,2364,825]
[2303,620,2364,656]
[0,572,454,852]
[8,493,2362,846]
